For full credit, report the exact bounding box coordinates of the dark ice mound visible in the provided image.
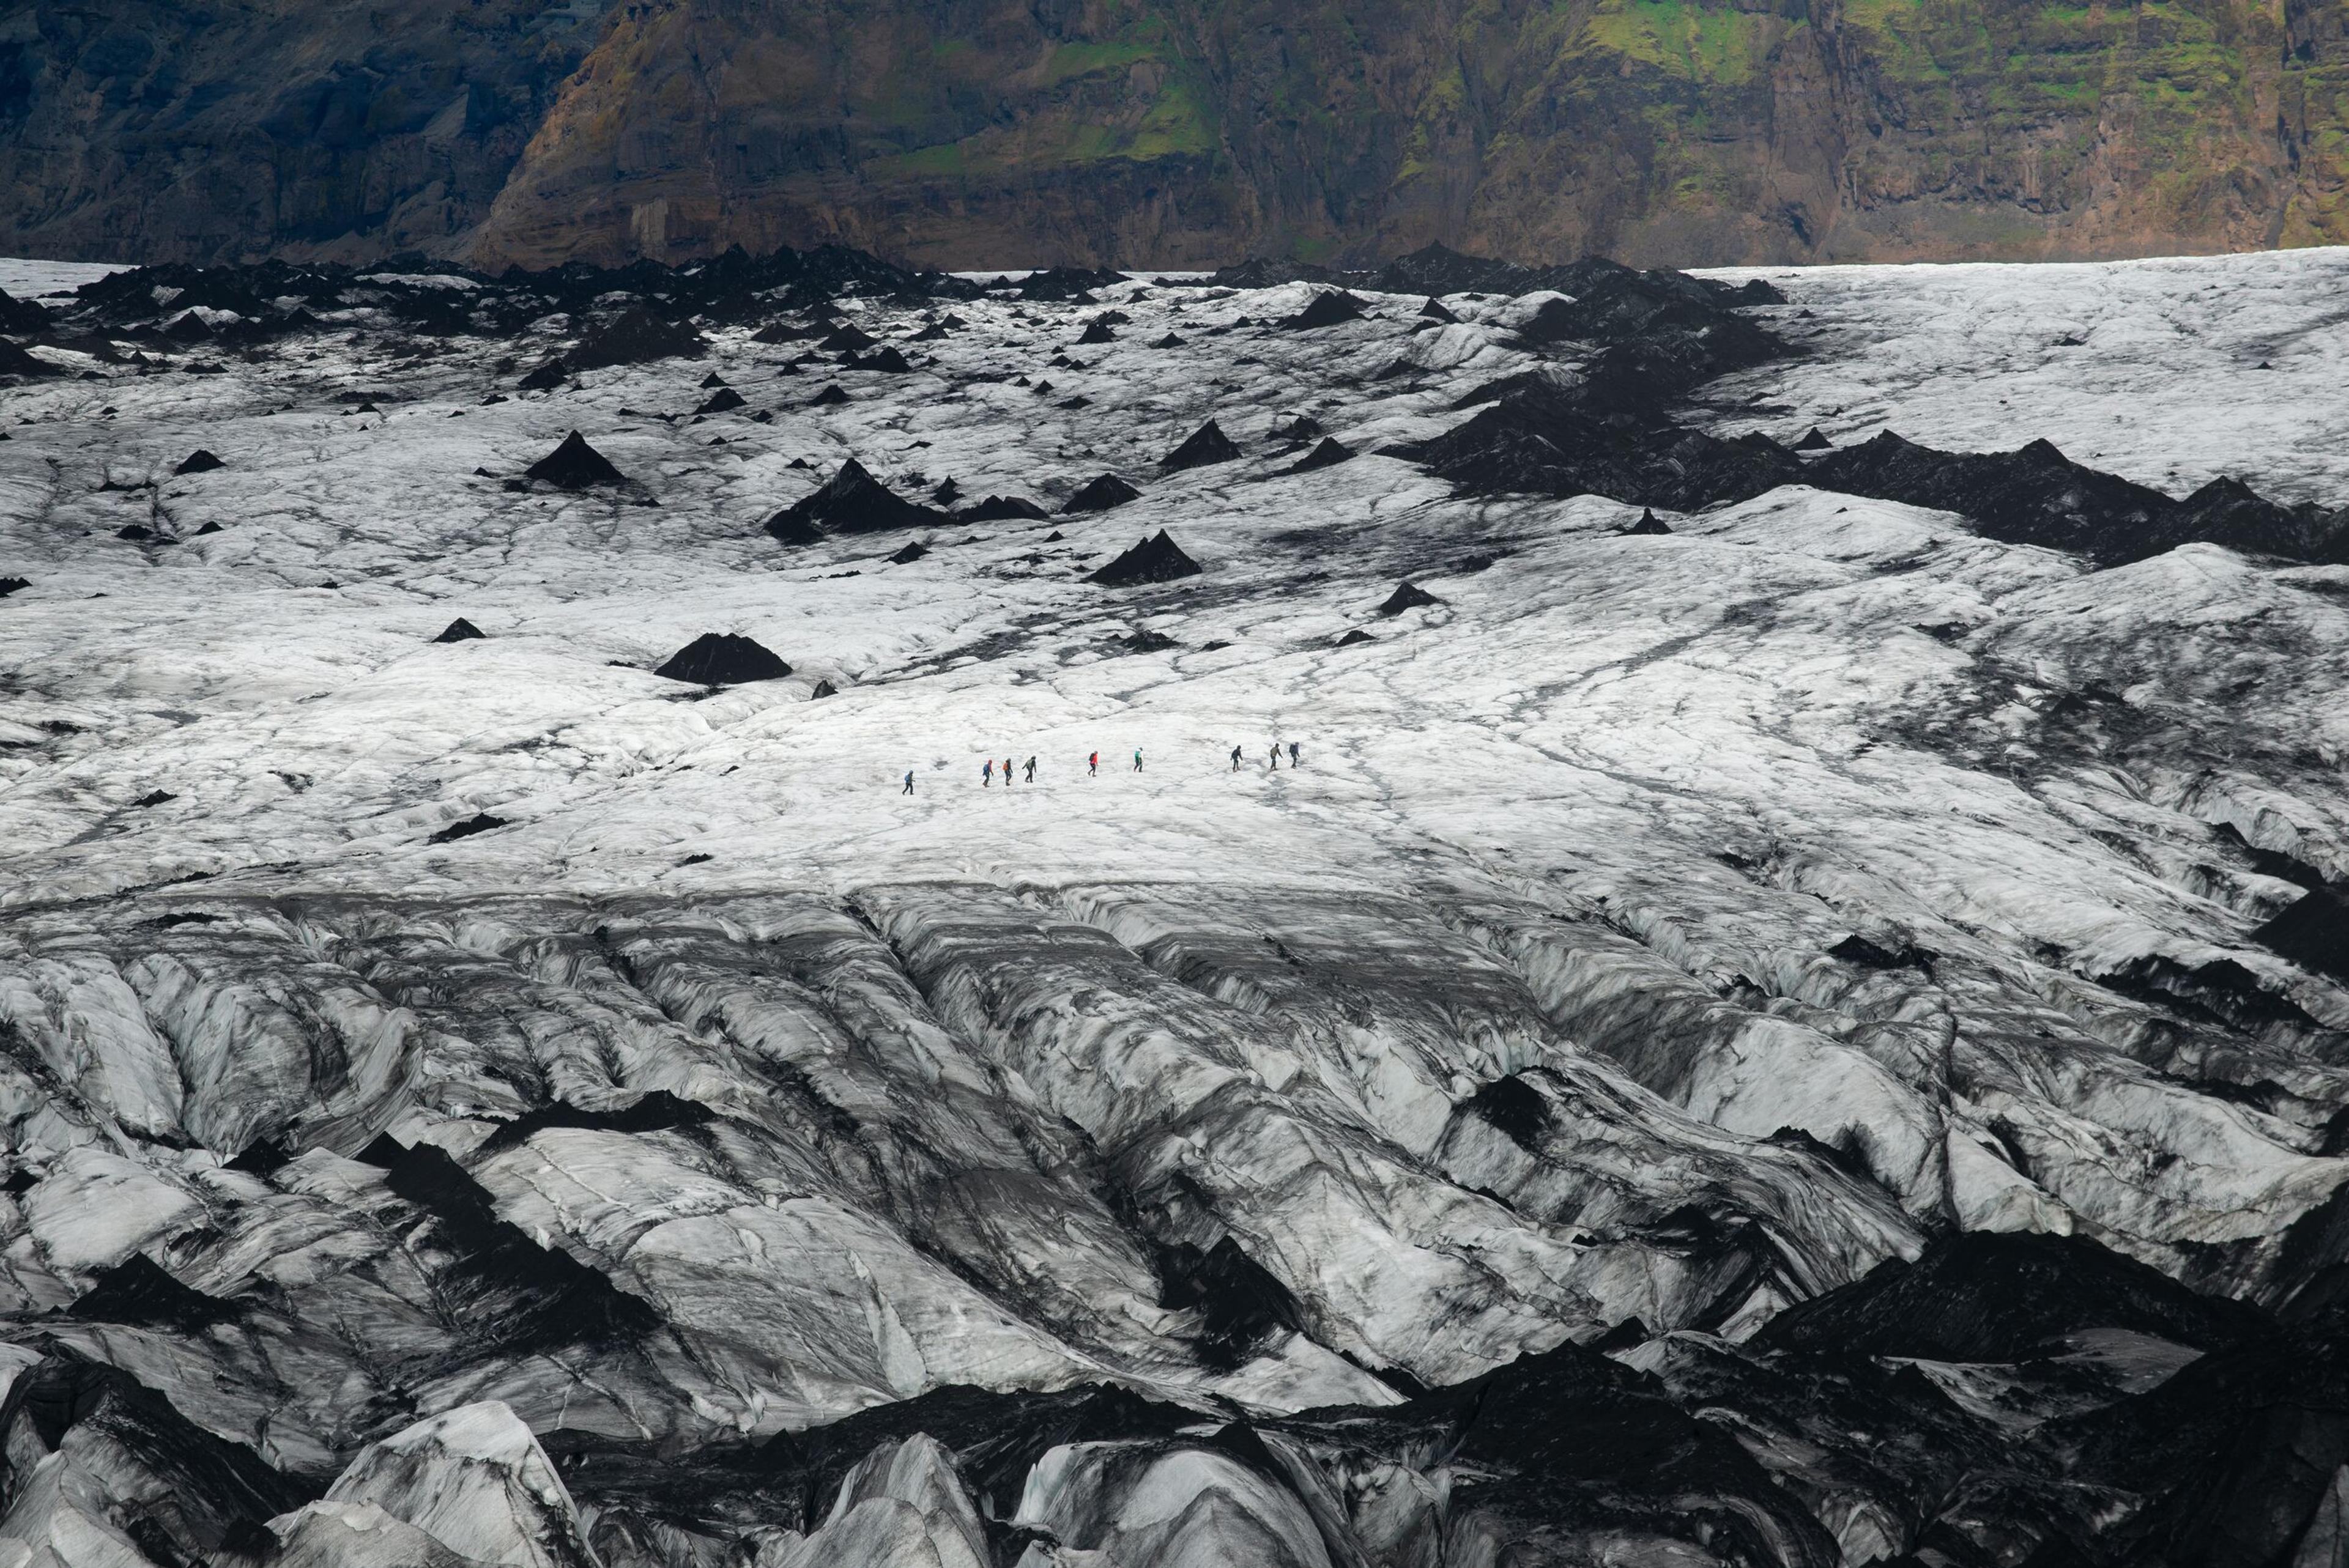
[810,383,850,407]
[0,338,61,379]
[849,346,913,373]
[1419,297,1460,323]
[1089,530,1201,586]
[428,813,509,844]
[695,387,746,415]
[0,287,51,335]
[0,577,27,598]
[1013,265,1127,301]
[1284,290,1368,330]
[2164,473,2349,562]
[433,617,485,643]
[765,458,942,542]
[2254,883,2349,983]
[653,632,792,684]
[819,323,878,353]
[518,358,568,390]
[959,495,1048,522]
[1830,933,1929,970]
[524,431,628,489]
[1078,319,1117,344]
[173,449,225,475]
[889,541,929,564]
[1064,474,1141,514]
[1622,508,1671,534]
[1400,378,1800,512]
[1336,629,1375,646]
[1284,437,1354,473]
[1162,419,1241,470]
[1516,276,1782,383]
[1378,581,1441,615]
[1795,426,1833,451]
[1809,434,2349,566]
[1157,1236,1302,1367]
[70,1254,243,1331]
[360,1135,662,1350]
[571,307,705,368]
[1754,1231,2273,1362]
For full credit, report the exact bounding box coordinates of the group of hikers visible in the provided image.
[900,741,1302,793]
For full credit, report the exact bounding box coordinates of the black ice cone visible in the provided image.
[766,458,942,542]
[1285,290,1368,330]
[1089,530,1201,585]
[1162,420,1242,470]
[653,633,792,684]
[1284,437,1354,473]
[1064,474,1141,514]
[524,431,628,489]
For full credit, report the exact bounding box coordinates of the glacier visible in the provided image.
[1,243,2347,1565]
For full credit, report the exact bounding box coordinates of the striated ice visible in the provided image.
[322,1400,596,1568]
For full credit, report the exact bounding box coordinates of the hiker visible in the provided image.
[1023,756,1036,783]
[1231,745,1243,772]
[982,758,993,786]
[902,770,915,795]
[1268,742,1280,771]
[1134,747,1143,772]
[1088,751,1099,776]
[1003,756,1014,786]
[1289,741,1301,767]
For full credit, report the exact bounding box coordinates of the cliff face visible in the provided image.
[4,0,2346,268]
[0,0,607,265]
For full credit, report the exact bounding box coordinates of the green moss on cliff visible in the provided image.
[1582,0,1776,84]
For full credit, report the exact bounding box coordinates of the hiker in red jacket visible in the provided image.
[1088,751,1099,776]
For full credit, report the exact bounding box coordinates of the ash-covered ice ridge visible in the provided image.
[3,241,2349,1564]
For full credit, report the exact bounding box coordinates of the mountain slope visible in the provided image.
[4,0,2347,267]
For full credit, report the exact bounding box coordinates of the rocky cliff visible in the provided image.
[4,0,2347,268]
